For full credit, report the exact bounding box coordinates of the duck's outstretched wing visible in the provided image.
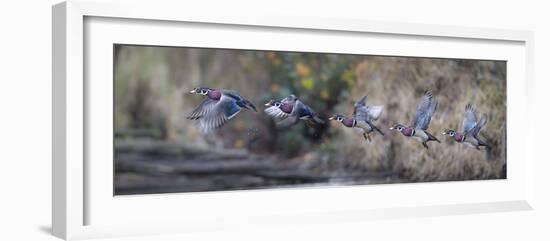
[264,105,290,120]
[412,91,437,130]
[186,98,217,120]
[468,116,487,137]
[367,105,383,120]
[354,96,367,109]
[274,99,305,127]
[355,105,383,121]
[274,114,299,128]
[353,95,383,122]
[196,95,241,133]
[462,104,478,134]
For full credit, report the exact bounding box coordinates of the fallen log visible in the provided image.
[115,153,284,175]
[115,139,250,159]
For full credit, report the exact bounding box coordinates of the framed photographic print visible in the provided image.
[53,0,535,240]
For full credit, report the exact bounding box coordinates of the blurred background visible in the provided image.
[114,44,506,195]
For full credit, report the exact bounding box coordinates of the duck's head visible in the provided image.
[264,100,282,107]
[442,129,457,137]
[389,124,406,132]
[190,87,213,96]
[328,114,345,122]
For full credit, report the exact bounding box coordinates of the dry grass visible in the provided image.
[326,57,506,181]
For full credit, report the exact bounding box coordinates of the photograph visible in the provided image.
[113,44,506,195]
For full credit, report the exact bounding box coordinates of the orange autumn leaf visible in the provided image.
[295,62,311,77]
[270,83,280,93]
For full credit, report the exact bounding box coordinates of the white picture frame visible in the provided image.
[52,0,535,240]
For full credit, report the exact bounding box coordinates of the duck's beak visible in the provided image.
[328,116,335,120]
[264,101,272,107]
[190,89,196,94]
[389,126,394,130]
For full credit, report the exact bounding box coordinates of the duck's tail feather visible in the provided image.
[367,121,385,136]
[312,113,325,124]
[426,131,440,143]
[477,138,490,149]
[241,99,257,112]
